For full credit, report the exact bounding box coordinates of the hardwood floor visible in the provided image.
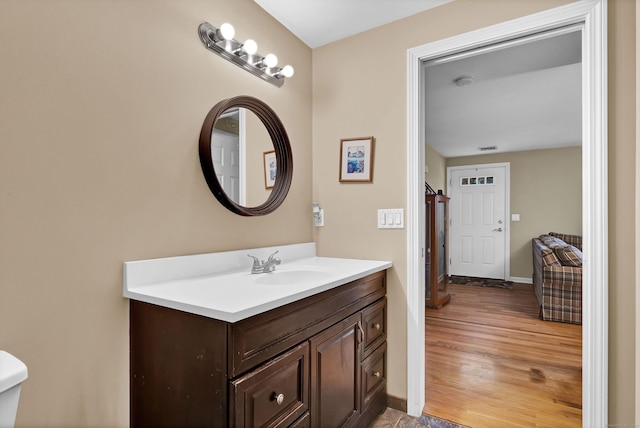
[423,282,582,428]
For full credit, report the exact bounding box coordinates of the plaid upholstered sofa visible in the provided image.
[532,232,583,325]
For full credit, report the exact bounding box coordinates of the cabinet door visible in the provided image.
[310,313,362,427]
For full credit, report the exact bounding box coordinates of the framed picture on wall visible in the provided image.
[339,136,374,182]
[263,150,276,189]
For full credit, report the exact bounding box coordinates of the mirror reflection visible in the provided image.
[211,108,275,207]
[199,95,293,216]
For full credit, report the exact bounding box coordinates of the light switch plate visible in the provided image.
[378,209,404,229]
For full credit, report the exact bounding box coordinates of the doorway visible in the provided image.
[448,163,510,281]
[405,1,608,425]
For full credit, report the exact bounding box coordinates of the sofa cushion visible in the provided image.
[541,250,562,267]
[555,245,583,267]
[549,232,583,251]
[540,235,568,249]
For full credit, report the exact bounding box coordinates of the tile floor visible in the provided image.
[369,408,467,428]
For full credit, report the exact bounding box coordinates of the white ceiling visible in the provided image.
[253,1,582,158]
[425,30,582,158]
[253,0,453,48]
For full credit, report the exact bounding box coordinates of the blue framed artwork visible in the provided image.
[339,136,374,182]
[263,150,276,188]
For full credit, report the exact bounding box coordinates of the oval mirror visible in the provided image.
[199,96,293,216]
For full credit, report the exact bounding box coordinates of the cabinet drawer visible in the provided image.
[362,297,386,357]
[230,271,386,376]
[230,343,309,428]
[289,412,310,428]
[361,342,386,412]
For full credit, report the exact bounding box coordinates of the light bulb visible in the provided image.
[264,53,278,68]
[281,65,294,78]
[219,23,235,40]
[243,39,258,55]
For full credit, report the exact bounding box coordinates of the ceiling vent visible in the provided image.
[479,145,498,151]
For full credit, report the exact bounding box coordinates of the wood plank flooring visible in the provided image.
[423,282,582,428]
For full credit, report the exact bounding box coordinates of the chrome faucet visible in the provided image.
[247,250,281,274]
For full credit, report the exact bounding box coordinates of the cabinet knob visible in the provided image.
[373,371,381,378]
[372,323,381,330]
[274,393,285,405]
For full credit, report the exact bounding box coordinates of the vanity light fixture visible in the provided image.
[198,21,294,88]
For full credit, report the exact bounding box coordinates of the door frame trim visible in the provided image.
[447,162,511,281]
[405,0,608,424]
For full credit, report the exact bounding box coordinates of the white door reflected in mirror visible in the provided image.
[212,108,245,205]
[212,108,276,207]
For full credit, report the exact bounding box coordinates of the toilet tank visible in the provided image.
[0,351,28,428]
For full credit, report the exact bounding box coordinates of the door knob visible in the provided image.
[493,227,503,232]
[273,393,285,405]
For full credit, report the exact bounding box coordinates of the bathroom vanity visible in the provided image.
[124,243,391,427]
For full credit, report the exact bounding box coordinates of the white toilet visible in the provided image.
[0,351,28,428]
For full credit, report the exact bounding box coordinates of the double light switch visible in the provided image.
[378,209,404,229]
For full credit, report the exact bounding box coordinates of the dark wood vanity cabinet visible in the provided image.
[130,270,387,428]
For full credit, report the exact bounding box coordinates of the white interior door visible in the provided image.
[211,130,241,203]
[448,163,509,280]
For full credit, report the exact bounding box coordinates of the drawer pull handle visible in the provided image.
[357,321,365,344]
[274,393,285,405]
[373,371,381,378]
[372,323,381,330]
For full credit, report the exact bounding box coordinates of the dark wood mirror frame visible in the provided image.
[199,96,293,216]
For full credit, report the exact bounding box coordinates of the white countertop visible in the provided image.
[123,243,391,322]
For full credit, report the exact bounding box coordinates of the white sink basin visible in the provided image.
[123,242,392,322]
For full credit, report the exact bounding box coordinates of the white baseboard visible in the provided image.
[510,276,533,284]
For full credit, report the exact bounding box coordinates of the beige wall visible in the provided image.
[609,0,636,423]
[425,144,447,193]
[0,1,312,426]
[312,0,575,403]
[314,0,636,424]
[446,147,582,279]
[0,0,636,426]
